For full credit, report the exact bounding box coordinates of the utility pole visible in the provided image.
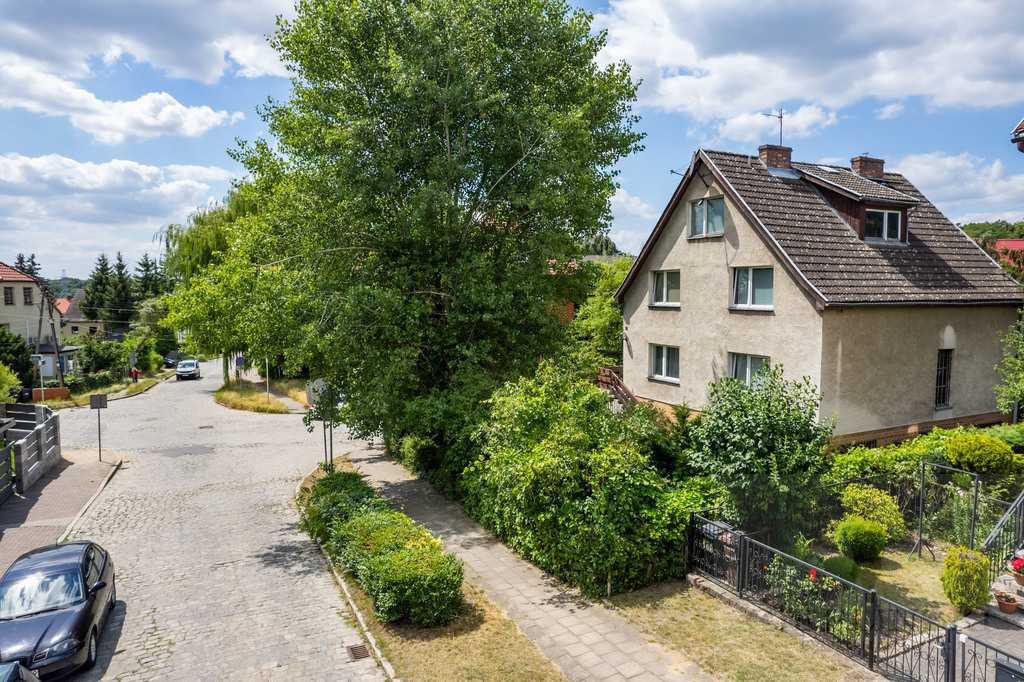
[42,283,65,388]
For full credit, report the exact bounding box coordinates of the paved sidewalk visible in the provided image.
[0,448,117,572]
[349,444,714,682]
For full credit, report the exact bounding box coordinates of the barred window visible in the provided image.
[935,349,952,408]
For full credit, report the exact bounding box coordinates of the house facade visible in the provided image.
[0,261,76,380]
[55,289,107,339]
[614,146,1021,446]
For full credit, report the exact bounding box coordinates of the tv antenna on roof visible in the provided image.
[763,109,785,146]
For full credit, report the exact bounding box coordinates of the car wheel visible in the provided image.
[176,376,180,381]
[84,629,97,670]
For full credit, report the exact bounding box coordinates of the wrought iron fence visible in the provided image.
[689,512,741,592]
[873,597,951,682]
[957,633,1024,682]
[979,487,1024,584]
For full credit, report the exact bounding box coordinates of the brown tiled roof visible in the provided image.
[53,297,72,315]
[1013,116,1024,141]
[616,150,1022,307]
[791,163,917,204]
[0,262,38,283]
[64,289,88,322]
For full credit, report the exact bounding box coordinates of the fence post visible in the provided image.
[945,623,957,682]
[737,533,746,598]
[868,589,877,671]
[685,511,694,575]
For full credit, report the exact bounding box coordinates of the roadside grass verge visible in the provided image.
[124,378,158,397]
[215,381,290,413]
[854,545,953,624]
[269,378,309,406]
[611,582,876,682]
[41,381,133,409]
[298,465,565,682]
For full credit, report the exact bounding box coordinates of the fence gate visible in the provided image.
[0,443,13,506]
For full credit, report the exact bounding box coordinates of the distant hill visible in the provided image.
[46,277,88,298]
[959,219,1024,242]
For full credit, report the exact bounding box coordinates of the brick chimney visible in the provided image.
[851,155,884,178]
[759,144,792,169]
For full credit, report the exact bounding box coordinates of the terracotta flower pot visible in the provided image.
[997,599,1018,614]
[1014,573,1024,587]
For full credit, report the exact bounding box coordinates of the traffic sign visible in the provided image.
[30,354,42,362]
[129,350,138,365]
[235,356,245,367]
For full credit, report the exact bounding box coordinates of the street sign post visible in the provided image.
[90,394,107,461]
[129,350,138,366]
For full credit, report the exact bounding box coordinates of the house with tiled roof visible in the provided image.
[0,261,78,380]
[614,145,1022,446]
[57,289,107,339]
[1013,116,1024,153]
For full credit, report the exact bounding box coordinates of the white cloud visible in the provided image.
[892,151,1024,220]
[595,0,1024,142]
[610,187,659,221]
[0,54,245,144]
[0,153,237,276]
[876,103,904,120]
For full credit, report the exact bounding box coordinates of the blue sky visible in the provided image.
[2,0,1024,279]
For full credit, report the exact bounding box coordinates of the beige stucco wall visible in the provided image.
[621,169,825,408]
[820,305,1018,436]
[0,281,45,342]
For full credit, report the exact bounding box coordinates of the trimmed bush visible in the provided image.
[946,433,1015,475]
[840,484,907,542]
[362,546,465,626]
[298,472,387,543]
[834,516,885,561]
[822,556,860,582]
[940,546,989,615]
[983,424,1024,454]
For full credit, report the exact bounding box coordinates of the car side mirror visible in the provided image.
[90,580,107,594]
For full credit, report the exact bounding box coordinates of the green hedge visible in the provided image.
[945,433,1015,475]
[64,370,121,395]
[941,546,989,615]
[299,472,463,626]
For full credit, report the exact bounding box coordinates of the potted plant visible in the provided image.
[1012,558,1024,586]
[996,590,1018,614]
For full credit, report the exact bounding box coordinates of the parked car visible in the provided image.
[175,360,201,381]
[0,542,116,679]
[162,356,177,369]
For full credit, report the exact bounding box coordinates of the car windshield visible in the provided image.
[179,361,195,369]
[0,570,84,619]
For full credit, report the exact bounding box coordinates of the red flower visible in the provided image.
[810,569,816,581]
[1012,558,1024,573]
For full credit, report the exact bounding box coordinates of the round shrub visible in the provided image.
[840,484,907,542]
[822,556,860,582]
[834,516,885,561]
[940,546,989,615]
[945,433,1015,475]
[362,546,464,626]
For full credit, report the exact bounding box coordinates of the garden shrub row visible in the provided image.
[63,370,121,394]
[300,471,464,626]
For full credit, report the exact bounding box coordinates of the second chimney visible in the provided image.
[759,144,792,169]
[851,156,884,178]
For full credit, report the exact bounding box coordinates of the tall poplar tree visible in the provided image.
[172,0,643,491]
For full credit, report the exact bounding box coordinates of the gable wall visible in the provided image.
[819,304,1017,437]
[621,166,824,407]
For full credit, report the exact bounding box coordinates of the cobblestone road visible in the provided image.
[57,363,386,681]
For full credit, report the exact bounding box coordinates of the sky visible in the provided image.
[2,0,1024,280]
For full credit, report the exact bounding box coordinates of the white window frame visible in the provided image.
[731,267,774,309]
[689,197,725,238]
[865,209,901,242]
[650,344,680,383]
[651,270,680,307]
[731,353,770,383]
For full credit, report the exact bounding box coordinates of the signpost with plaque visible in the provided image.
[90,394,107,461]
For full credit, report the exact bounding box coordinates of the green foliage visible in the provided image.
[765,557,861,645]
[332,510,464,626]
[822,556,860,582]
[839,484,907,542]
[834,516,885,561]
[945,433,1015,475]
[75,334,123,373]
[0,328,33,385]
[669,476,730,513]
[689,366,833,535]
[170,0,644,495]
[570,257,634,364]
[996,322,1024,413]
[63,370,120,395]
[300,472,463,626]
[579,235,621,256]
[940,546,990,615]
[0,362,21,403]
[982,424,1024,454]
[14,253,40,277]
[80,253,111,322]
[134,252,168,299]
[467,363,687,597]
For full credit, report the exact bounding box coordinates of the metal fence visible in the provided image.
[979,488,1024,584]
[0,443,12,506]
[688,511,1024,682]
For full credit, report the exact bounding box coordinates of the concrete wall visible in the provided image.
[621,169,825,408]
[819,305,1018,436]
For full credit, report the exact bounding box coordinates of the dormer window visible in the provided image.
[865,209,901,242]
[690,197,724,238]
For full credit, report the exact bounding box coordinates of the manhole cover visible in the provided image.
[346,644,371,662]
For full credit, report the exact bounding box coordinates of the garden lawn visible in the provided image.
[854,546,956,624]
[216,381,290,414]
[612,582,876,682]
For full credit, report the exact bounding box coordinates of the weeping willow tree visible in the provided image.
[161,187,259,379]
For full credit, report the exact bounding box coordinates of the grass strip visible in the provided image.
[269,378,310,406]
[215,381,290,413]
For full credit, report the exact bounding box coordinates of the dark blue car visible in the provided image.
[0,542,115,679]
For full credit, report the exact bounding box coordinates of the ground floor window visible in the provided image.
[935,349,952,408]
[650,344,679,382]
[731,353,769,383]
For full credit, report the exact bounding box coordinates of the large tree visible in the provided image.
[172,0,642,490]
[14,254,40,278]
[134,252,166,299]
[106,252,136,328]
[80,253,112,322]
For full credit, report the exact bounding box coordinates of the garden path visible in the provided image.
[348,444,714,682]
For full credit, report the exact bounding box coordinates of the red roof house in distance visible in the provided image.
[1013,116,1024,153]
